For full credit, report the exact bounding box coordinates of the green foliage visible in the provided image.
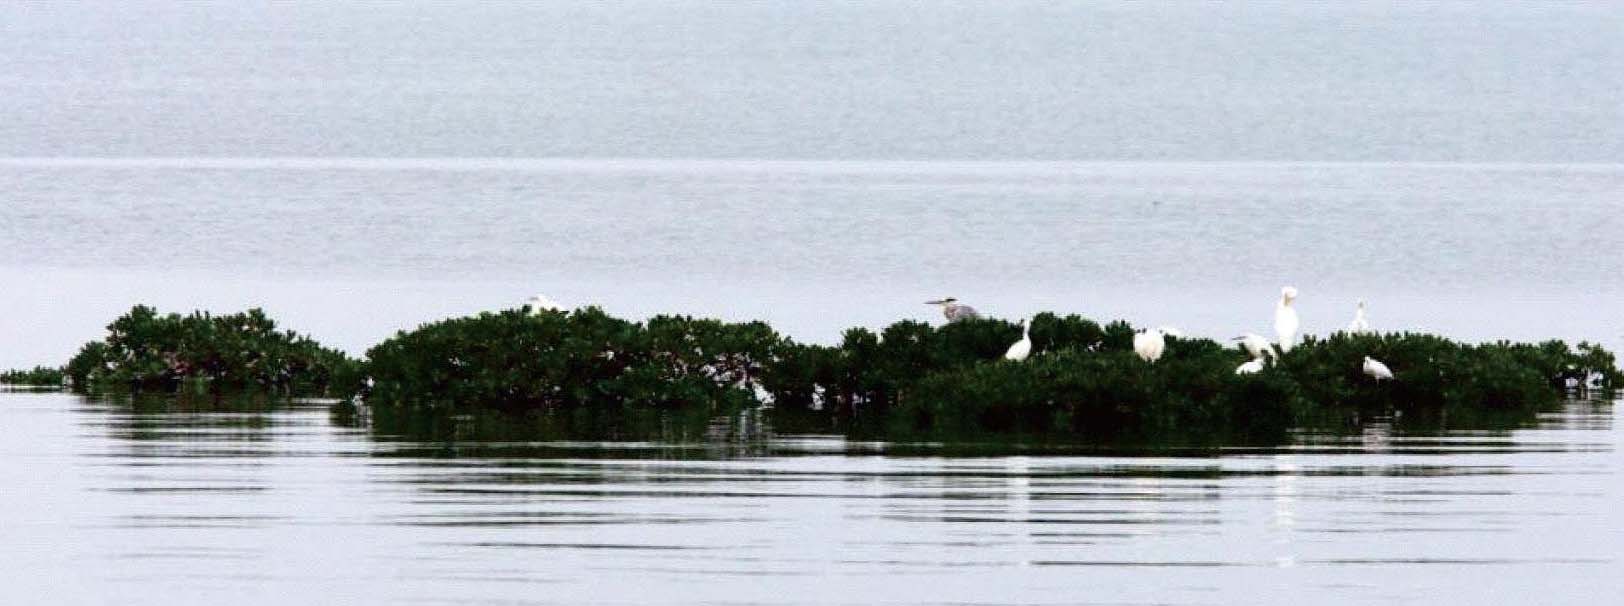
[357,307,786,413]
[760,320,1619,441]
[52,303,1620,443]
[0,366,66,386]
[354,305,1618,441]
[894,349,1300,443]
[759,314,1130,417]
[64,305,356,394]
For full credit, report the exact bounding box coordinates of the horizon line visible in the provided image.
[2,156,1621,173]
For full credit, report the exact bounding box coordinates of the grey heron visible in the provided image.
[925,298,980,323]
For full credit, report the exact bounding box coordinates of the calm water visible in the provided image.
[2,159,1622,369]
[1,390,1619,605]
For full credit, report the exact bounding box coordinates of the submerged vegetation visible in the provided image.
[21,303,1620,443]
[64,305,356,394]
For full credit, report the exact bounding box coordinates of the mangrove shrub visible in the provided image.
[65,305,355,394]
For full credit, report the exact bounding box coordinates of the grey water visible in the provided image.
[2,390,1620,605]
[3,2,1623,604]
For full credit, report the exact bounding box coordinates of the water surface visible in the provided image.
[1,390,1618,605]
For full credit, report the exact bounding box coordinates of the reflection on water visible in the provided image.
[0,391,1619,605]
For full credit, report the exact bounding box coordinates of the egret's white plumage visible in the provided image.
[1133,328,1169,363]
[1347,300,1371,334]
[1274,286,1300,352]
[1235,333,1274,360]
[1362,356,1394,381]
[526,293,565,315]
[1004,319,1032,361]
[1235,358,1265,375]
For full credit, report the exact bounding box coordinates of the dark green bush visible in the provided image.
[0,366,66,386]
[56,303,1613,441]
[65,305,355,394]
[357,307,786,413]
[352,305,1619,442]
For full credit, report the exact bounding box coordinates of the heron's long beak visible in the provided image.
[924,300,944,305]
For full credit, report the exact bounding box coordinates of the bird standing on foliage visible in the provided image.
[527,294,565,315]
[1133,327,1180,363]
[1362,356,1393,381]
[1274,286,1300,352]
[1004,319,1032,361]
[925,297,980,323]
[1235,333,1275,360]
[1235,357,1266,375]
[1347,300,1371,334]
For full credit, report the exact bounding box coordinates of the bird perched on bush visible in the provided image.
[925,298,980,323]
[1274,286,1300,352]
[1235,333,1275,360]
[526,293,565,315]
[1133,326,1181,363]
[1004,318,1032,361]
[1362,356,1394,381]
[1235,357,1266,375]
[1347,300,1371,334]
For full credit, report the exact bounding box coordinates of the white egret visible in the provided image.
[1235,358,1265,375]
[1004,319,1032,361]
[1347,300,1371,334]
[925,297,980,323]
[1362,356,1393,381]
[1133,328,1171,363]
[526,293,565,315]
[1274,286,1300,352]
[1234,333,1275,360]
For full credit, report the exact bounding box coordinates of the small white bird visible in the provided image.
[1235,358,1265,375]
[1347,300,1371,334]
[1362,356,1394,381]
[1234,333,1275,360]
[1274,286,1300,352]
[526,293,565,315]
[1133,327,1171,363]
[1004,319,1032,361]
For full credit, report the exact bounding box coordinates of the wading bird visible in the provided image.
[1235,357,1265,375]
[1347,300,1371,334]
[925,297,980,323]
[1133,327,1180,363]
[1004,319,1032,361]
[527,293,565,315]
[1362,356,1393,381]
[1274,286,1300,352]
[1234,333,1274,360]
